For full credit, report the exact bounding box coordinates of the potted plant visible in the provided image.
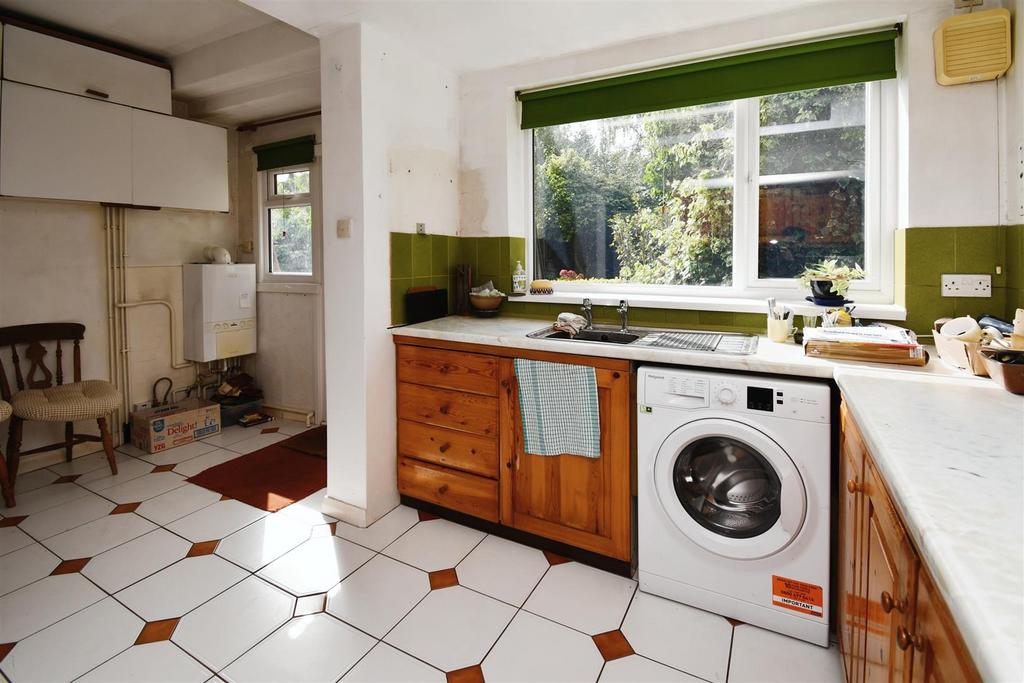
[798,259,865,304]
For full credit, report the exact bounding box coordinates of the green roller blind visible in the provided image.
[253,135,316,171]
[518,29,898,129]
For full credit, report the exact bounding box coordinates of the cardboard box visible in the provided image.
[131,398,221,454]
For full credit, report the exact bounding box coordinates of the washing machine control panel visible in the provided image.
[642,369,829,423]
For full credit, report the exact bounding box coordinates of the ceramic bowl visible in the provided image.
[979,347,1024,394]
[469,294,504,311]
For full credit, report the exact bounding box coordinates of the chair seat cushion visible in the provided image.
[0,400,10,423]
[11,381,121,423]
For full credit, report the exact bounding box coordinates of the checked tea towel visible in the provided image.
[513,358,601,458]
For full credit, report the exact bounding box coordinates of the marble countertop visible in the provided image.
[835,370,1023,683]
[393,315,1023,680]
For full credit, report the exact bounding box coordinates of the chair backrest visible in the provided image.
[0,323,86,401]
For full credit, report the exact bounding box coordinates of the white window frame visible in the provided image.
[523,79,897,307]
[257,162,322,287]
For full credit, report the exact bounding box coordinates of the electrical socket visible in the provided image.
[941,274,992,298]
[132,401,152,412]
[416,222,426,235]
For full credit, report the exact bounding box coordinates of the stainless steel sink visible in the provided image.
[527,324,758,355]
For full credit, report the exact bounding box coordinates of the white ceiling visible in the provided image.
[241,0,826,73]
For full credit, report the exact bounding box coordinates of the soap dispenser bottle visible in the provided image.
[512,260,527,296]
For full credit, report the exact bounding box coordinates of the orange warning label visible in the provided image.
[772,575,824,617]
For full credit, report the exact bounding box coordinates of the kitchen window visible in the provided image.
[257,162,321,284]
[521,30,898,304]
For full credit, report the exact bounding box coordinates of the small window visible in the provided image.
[260,164,317,280]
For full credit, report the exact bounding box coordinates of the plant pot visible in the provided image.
[809,279,845,302]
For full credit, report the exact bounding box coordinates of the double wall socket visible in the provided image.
[941,274,991,297]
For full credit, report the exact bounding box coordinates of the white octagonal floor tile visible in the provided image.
[325,554,430,638]
[173,576,295,672]
[728,624,844,683]
[137,440,218,466]
[599,655,703,683]
[276,488,338,528]
[3,482,90,517]
[457,534,549,606]
[258,536,374,596]
[100,471,188,504]
[166,499,268,542]
[382,518,484,572]
[42,512,156,560]
[77,456,154,492]
[115,554,248,621]
[78,641,211,683]
[216,513,312,571]
[172,448,245,478]
[135,483,221,526]
[16,491,115,540]
[47,450,118,477]
[195,425,249,449]
[221,613,375,683]
[224,431,288,455]
[82,528,191,593]
[482,609,604,683]
[340,643,445,683]
[333,504,418,551]
[524,561,636,635]
[0,573,105,642]
[384,585,516,672]
[0,543,60,596]
[0,527,34,557]
[2,597,143,682]
[12,468,58,494]
[621,591,733,683]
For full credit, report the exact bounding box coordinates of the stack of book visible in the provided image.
[803,325,928,366]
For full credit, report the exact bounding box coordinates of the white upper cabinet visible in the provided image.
[0,80,133,204]
[131,110,229,212]
[2,25,172,114]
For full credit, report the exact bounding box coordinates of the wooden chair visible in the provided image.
[1,323,121,506]
[0,400,13,507]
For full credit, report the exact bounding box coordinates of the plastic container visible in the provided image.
[932,319,989,376]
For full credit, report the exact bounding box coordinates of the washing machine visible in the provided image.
[637,366,831,646]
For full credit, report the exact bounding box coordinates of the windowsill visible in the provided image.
[257,281,322,295]
[515,291,907,321]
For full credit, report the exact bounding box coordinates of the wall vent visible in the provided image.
[933,8,1012,85]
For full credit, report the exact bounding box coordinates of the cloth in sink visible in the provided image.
[552,312,588,337]
[513,358,601,458]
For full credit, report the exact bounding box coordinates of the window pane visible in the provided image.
[533,102,734,286]
[268,204,312,275]
[758,84,866,279]
[275,170,309,195]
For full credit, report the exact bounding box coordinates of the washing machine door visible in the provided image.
[652,418,806,560]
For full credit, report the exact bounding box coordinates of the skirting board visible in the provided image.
[262,404,315,426]
[321,494,370,527]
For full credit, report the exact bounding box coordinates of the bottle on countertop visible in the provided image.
[511,260,527,296]
[1012,308,1024,350]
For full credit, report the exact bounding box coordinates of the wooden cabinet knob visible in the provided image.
[896,626,924,652]
[880,591,904,613]
[439,405,450,415]
[846,479,861,494]
[613,371,621,379]
[438,442,451,453]
[439,365,449,374]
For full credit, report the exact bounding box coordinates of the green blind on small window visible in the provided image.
[253,135,316,171]
[518,29,898,129]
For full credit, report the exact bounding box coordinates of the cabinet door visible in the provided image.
[862,460,917,683]
[909,569,980,683]
[839,406,867,683]
[502,359,631,560]
[131,109,229,211]
[2,25,172,114]
[0,80,132,203]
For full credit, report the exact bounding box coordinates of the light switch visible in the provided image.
[337,218,352,238]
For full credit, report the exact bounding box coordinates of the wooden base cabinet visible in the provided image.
[395,337,633,564]
[839,403,979,683]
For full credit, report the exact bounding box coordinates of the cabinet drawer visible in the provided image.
[399,420,498,478]
[2,25,172,114]
[398,456,498,522]
[397,345,498,395]
[398,382,498,437]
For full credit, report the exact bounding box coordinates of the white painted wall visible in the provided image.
[459,0,1008,236]
[999,0,1024,224]
[319,23,460,525]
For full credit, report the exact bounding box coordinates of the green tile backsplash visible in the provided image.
[390,227,1024,331]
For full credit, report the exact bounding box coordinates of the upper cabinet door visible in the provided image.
[0,80,132,204]
[131,109,229,212]
[2,25,172,114]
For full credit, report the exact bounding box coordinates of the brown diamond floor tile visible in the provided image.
[726,617,745,627]
[417,510,438,522]
[219,494,232,501]
[135,618,180,645]
[0,516,27,528]
[186,540,219,557]
[592,630,634,661]
[151,464,176,473]
[261,427,280,434]
[53,474,81,484]
[0,642,14,663]
[110,502,141,514]
[50,558,90,575]
[543,550,572,566]
[428,568,459,590]
[446,664,484,683]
